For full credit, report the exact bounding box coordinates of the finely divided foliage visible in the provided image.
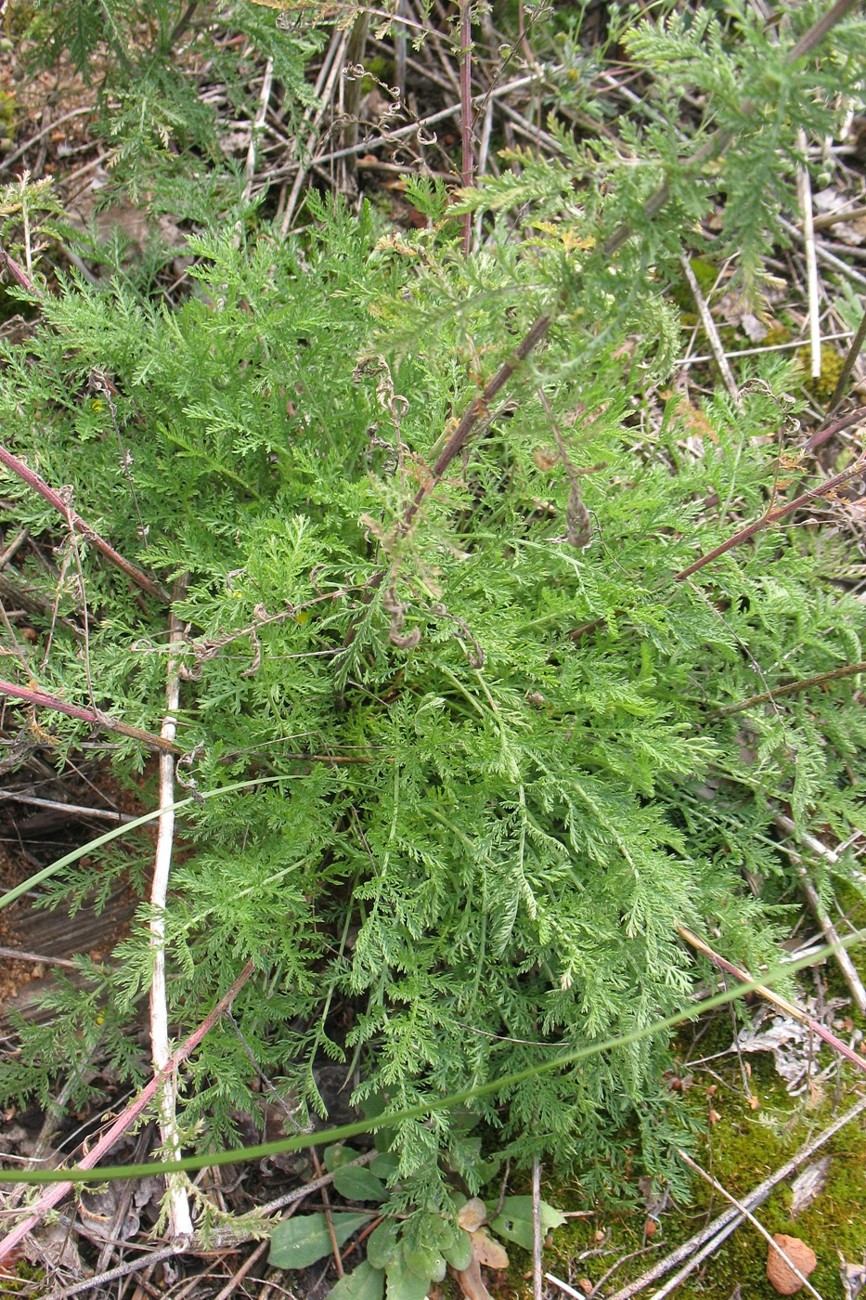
[1,0,865,1253]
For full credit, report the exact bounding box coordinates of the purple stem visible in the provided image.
[0,678,182,755]
[0,442,168,603]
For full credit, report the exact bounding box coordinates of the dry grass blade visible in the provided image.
[796,128,822,380]
[680,255,741,406]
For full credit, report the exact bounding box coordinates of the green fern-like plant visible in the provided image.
[1,0,865,1279]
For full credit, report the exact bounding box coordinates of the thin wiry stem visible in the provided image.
[676,925,866,1076]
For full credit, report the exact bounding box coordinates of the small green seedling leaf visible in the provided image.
[324,1143,361,1172]
[370,1152,399,1180]
[367,1219,401,1270]
[385,1253,430,1300]
[402,1239,446,1283]
[333,1164,388,1202]
[441,1229,474,1271]
[269,1211,371,1269]
[490,1197,566,1252]
[328,1260,386,1300]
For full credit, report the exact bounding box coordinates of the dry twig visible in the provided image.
[676,1149,823,1300]
[796,128,823,379]
[149,595,194,1241]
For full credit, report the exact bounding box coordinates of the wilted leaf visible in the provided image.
[456,1256,494,1300]
[470,1229,508,1270]
[457,1198,487,1232]
[269,1212,371,1269]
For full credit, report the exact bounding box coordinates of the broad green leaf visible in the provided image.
[385,1254,430,1300]
[490,1197,566,1252]
[441,1229,473,1271]
[269,1212,371,1269]
[401,1240,446,1283]
[328,1261,386,1300]
[325,1143,362,1172]
[367,1219,401,1270]
[370,1152,399,1180]
[333,1164,388,1202]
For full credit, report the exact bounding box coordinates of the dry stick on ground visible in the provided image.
[781,214,866,291]
[0,444,168,603]
[680,255,741,406]
[0,678,182,755]
[458,0,474,257]
[46,1153,379,1300]
[826,304,866,413]
[149,596,194,1241]
[212,1238,270,1300]
[607,1092,866,1300]
[0,790,138,821]
[0,961,255,1265]
[706,659,866,718]
[796,128,822,379]
[0,943,77,967]
[676,1150,824,1300]
[339,9,371,194]
[279,27,349,233]
[243,56,274,201]
[307,68,550,170]
[773,811,866,1015]
[675,925,866,1076]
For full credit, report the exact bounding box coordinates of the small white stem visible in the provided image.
[797,129,822,379]
[150,599,193,1241]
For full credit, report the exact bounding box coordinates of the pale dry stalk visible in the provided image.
[149,596,194,1240]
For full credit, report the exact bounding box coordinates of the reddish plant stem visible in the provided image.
[675,450,866,580]
[572,448,866,642]
[397,0,854,540]
[402,312,552,532]
[459,0,473,257]
[0,960,255,1263]
[802,403,866,451]
[0,677,182,755]
[0,242,39,295]
[0,443,168,603]
[708,659,866,718]
[676,925,866,1075]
